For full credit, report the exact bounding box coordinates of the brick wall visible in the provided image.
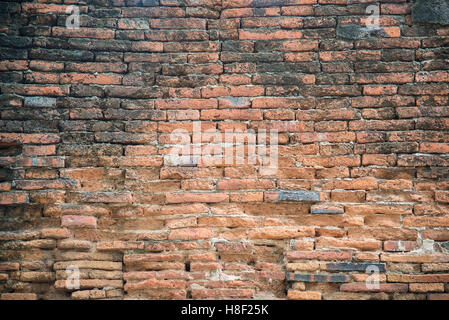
[0,0,449,300]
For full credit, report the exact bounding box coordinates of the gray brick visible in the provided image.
[311,207,344,214]
[277,190,320,202]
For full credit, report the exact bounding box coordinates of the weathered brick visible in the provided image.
[61,216,97,229]
[168,228,213,240]
[288,290,321,300]
[340,283,408,293]
[0,0,448,302]
[166,192,229,203]
[1,293,38,300]
[249,227,314,240]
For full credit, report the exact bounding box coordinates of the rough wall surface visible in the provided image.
[0,0,449,300]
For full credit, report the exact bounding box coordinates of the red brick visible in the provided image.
[288,290,321,300]
[0,193,29,205]
[287,251,352,261]
[61,215,97,229]
[340,283,408,293]
[168,228,213,240]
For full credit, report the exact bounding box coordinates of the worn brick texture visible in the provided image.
[1,0,449,300]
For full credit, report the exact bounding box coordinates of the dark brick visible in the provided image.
[287,273,351,283]
[325,263,386,272]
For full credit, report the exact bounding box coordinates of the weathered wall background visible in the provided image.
[0,0,449,300]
